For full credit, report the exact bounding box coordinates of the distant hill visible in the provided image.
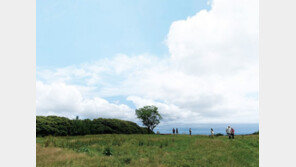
[36,115,152,137]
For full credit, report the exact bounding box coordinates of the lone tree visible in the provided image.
[135,105,162,133]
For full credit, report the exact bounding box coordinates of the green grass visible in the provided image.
[37,134,259,167]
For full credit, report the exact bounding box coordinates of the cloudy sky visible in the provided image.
[37,0,259,126]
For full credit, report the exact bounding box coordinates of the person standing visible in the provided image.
[226,126,232,139]
[176,128,179,135]
[172,128,175,135]
[189,128,192,135]
[210,128,214,138]
[231,127,235,139]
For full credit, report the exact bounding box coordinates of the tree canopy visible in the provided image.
[135,105,162,132]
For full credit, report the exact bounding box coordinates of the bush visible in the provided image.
[123,158,132,164]
[252,131,259,135]
[138,141,144,146]
[215,133,224,136]
[36,116,71,137]
[103,147,112,156]
[36,116,152,137]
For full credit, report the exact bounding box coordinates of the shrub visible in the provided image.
[36,116,71,137]
[252,131,259,135]
[103,147,112,156]
[123,158,132,164]
[77,147,90,153]
[215,133,224,136]
[164,141,168,147]
[44,136,55,147]
[36,116,152,137]
[138,141,144,146]
[44,139,50,147]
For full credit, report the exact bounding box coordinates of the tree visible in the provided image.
[135,105,162,132]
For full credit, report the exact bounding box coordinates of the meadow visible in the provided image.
[36,134,258,167]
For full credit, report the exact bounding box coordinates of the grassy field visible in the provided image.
[36,134,259,167]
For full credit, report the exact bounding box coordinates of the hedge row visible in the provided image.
[36,116,152,137]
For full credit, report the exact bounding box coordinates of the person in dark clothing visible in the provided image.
[231,128,235,139]
[172,128,175,135]
[176,128,179,134]
[189,128,192,135]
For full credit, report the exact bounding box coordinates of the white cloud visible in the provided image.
[37,0,259,124]
[166,0,258,76]
[36,81,135,120]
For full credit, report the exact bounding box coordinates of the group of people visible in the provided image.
[172,128,179,134]
[210,126,235,139]
[171,126,235,139]
[226,125,235,139]
[172,128,192,135]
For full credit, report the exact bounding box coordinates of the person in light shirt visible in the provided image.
[226,126,232,139]
[210,128,214,138]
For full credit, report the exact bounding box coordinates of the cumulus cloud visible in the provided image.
[37,0,259,124]
[167,0,258,75]
[36,81,135,120]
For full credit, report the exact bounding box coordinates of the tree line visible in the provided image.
[36,115,153,137]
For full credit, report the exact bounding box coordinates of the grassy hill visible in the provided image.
[36,134,259,167]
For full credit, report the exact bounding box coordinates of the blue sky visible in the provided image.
[37,0,210,67]
[36,0,259,125]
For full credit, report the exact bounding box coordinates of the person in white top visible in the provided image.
[226,126,232,139]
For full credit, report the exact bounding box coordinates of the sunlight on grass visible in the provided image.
[37,134,259,167]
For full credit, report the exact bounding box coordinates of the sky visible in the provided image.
[37,0,259,127]
[37,0,210,67]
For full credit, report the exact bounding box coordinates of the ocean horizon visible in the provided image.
[154,124,259,135]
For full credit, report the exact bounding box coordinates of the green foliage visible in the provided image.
[135,105,162,132]
[138,140,144,146]
[103,147,112,156]
[77,147,91,153]
[122,157,132,164]
[252,131,259,135]
[36,116,152,137]
[215,133,224,136]
[37,134,259,167]
[36,116,71,137]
